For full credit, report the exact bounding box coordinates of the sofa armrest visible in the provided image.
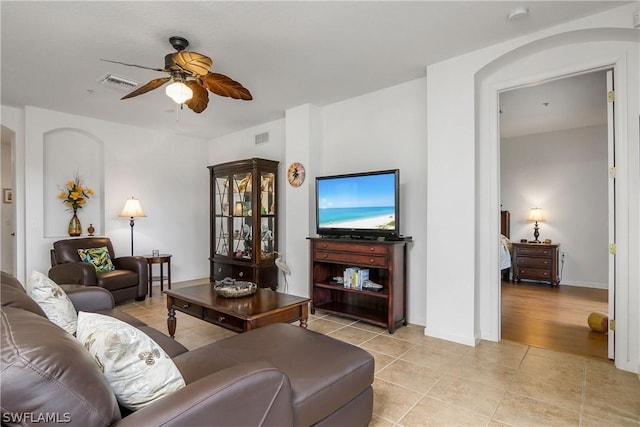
[113,256,147,274]
[115,362,294,427]
[48,262,97,286]
[65,286,115,312]
[113,256,148,298]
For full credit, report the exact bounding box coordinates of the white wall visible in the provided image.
[14,106,210,283]
[501,125,608,288]
[208,79,428,324]
[321,78,428,325]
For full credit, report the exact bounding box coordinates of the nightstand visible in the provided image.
[511,242,559,286]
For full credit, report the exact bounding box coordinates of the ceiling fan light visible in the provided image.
[165,81,193,104]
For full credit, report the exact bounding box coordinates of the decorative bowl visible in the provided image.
[214,278,257,298]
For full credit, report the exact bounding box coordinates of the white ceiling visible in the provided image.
[500,70,608,138]
[1,1,627,140]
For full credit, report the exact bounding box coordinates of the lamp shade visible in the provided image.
[165,81,193,104]
[119,197,146,218]
[527,207,545,222]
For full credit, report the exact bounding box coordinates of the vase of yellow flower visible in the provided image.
[58,174,94,237]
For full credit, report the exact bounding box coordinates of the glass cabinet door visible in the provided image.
[214,175,229,256]
[259,171,276,262]
[232,172,252,260]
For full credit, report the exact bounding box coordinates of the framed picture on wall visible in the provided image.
[3,188,12,203]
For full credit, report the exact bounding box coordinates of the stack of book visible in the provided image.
[343,267,369,290]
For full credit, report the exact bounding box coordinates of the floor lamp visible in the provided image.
[119,197,146,256]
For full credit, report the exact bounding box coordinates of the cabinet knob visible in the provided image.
[183,303,190,309]
[238,271,244,278]
[322,244,328,249]
[218,315,226,322]
[369,247,375,252]
[322,254,328,259]
[369,258,375,264]
[217,267,222,273]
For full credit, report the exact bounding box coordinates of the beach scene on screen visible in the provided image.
[317,174,395,230]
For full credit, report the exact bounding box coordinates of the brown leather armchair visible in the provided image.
[49,237,148,303]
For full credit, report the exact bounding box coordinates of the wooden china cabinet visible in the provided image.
[208,158,279,289]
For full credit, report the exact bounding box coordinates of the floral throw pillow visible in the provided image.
[77,246,115,272]
[25,270,78,335]
[76,311,186,410]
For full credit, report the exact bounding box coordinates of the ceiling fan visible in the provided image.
[102,36,252,113]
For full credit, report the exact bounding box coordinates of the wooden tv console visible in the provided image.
[308,237,408,333]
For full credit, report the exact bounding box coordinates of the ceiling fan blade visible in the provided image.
[184,81,209,113]
[100,58,166,73]
[173,51,212,77]
[121,77,171,100]
[199,73,253,100]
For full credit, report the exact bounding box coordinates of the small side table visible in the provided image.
[143,254,172,297]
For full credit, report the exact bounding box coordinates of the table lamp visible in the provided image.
[119,197,146,255]
[526,207,545,243]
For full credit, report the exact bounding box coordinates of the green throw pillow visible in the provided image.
[77,247,115,272]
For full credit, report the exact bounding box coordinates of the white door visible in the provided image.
[606,69,615,360]
[1,132,16,275]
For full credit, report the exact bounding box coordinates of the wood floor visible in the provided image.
[501,281,609,360]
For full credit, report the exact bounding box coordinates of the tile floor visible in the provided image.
[120,282,639,427]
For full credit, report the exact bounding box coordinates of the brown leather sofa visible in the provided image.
[1,271,374,426]
[49,237,148,303]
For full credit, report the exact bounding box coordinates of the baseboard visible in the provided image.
[423,327,476,347]
[560,281,608,290]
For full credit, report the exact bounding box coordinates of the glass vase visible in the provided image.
[68,212,82,236]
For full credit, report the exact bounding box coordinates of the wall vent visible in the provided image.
[255,132,269,145]
[98,73,139,91]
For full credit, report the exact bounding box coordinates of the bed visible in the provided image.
[500,210,512,280]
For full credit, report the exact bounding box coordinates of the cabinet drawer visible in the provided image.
[171,297,204,318]
[205,308,244,331]
[516,246,554,257]
[315,250,387,267]
[516,257,551,268]
[212,262,232,280]
[232,265,253,281]
[517,267,552,280]
[314,241,389,255]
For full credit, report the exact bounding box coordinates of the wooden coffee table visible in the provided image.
[164,283,310,336]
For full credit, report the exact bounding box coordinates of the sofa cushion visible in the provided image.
[96,270,139,291]
[173,323,375,426]
[25,270,77,334]
[77,246,115,272]
[76,311,186,410]
[1,306,120,426]
[1,281,47,318]
[1,270,26,291]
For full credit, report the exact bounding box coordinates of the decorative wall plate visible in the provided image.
[287,162,305,187]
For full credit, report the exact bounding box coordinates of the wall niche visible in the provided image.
[43,128,104,238]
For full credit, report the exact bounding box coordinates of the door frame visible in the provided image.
[496,67,614,358]
[475,35,635,372]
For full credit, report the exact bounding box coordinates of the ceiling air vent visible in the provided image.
[98,73,139,91]
[255,132,269,145]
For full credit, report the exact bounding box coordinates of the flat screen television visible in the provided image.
[315,169,400,239]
